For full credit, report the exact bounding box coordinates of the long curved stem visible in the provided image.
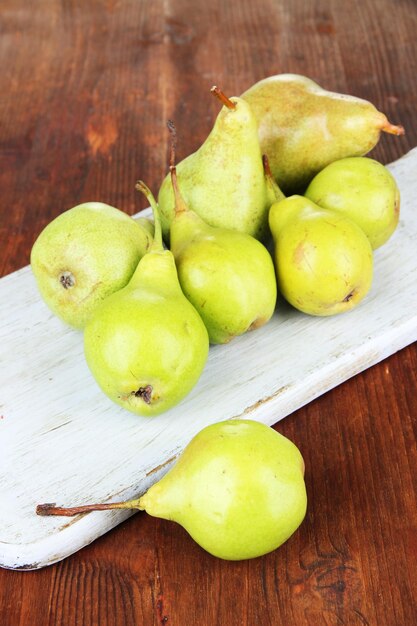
[135,181,164,252]
[36,498,143,517]
[166,120,188,215]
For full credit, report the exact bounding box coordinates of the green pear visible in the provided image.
[140,159,277,344]
[242,74,404,193]
[37,419,307,561]
[269,196,373,316]
[158,87,273,242]
[83,187,209,416]
[31,202,153,329]
[305,157,400,249]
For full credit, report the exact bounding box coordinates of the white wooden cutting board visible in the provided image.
[1,149,417,570]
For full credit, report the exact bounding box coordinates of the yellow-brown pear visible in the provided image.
[269,196,373,316]
[242,74,404,193]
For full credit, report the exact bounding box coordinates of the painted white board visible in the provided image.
[1,149,416,570]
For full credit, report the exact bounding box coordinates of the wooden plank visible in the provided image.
[1,147,417,570]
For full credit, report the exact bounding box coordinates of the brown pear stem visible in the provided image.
[36,499,143,517]
[210,86,236,110]
[167,119,177,168]
[135,180,164,252]
[170,165,188,214]
[166,120,188,215]
[381,119,405,136]
[263,153,285,202]
[262,154,273,179]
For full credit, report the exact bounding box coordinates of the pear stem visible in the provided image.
[166,120,188,215]
[170,165,188,214]
[36,499,144,517]
[263,153,285,202]
[210,86,236,110]
[135,181,164,252]
[167,119,177,169]
[381,120,405,136]
[262,154,274,180]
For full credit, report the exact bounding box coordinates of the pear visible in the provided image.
[158,87,273,242]
[31,202,153,329]
[83,187,209,416]
[36,419,307,561]
[305,157,400,249]
[241,74,404,193]
[168,170,277,344]
[269,196,373,316]
[140,132,277,344]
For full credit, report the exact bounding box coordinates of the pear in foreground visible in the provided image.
[242,74,404,193]
[83,187,209,416]
[305,157,400,249]
[31,202,153,328]
[269,196,373,316]
[37,419,307,561]
[158,87,274,242]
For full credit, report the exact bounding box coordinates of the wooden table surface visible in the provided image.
[1,0,417,624]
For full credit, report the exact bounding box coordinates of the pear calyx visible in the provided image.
[132,384,153,404]
[59,271,75,289]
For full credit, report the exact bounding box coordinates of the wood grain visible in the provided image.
[1,0,417,624]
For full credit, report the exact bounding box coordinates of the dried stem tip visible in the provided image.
[211,86,237,110]
[262,154,273,179]
[167,120,177,168]
[36,502,117,516]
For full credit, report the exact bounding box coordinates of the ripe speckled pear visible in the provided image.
[242,74,404,193]
[30,202,153,328]
[305,157,400,249]
[83,186,209,417]
[158,87,272,242]
[269,196,374,316]
[37,419,307,561]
